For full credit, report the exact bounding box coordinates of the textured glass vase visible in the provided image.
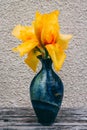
[30,55,64,125]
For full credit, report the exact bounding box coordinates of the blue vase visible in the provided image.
[30,55,64,125]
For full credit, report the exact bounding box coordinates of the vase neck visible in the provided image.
[37,55,52,70]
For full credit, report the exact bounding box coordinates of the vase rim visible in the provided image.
[37,55,51,60]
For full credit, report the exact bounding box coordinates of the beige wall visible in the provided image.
[0,0,87,107]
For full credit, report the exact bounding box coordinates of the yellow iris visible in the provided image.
[12,10,72,72]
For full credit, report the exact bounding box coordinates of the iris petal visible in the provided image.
[46,43,66,71]
[24,50,41,72]
[34,10,60,44]
[12,40,39,57]
[58,33,72,50]
[12,24,36,42]
[41,10,60,45]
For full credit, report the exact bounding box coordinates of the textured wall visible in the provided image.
[0,0,87,108]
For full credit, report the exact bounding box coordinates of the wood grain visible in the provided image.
[0,107,87,130]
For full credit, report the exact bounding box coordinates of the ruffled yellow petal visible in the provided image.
[12,40,39,57]
[41,10,60,45]
[12,24,36,42]
[34,11,43,41]
[24,50,41,72]
[46,43,66,71]
[34,10,60,44]
[58,33,72,50]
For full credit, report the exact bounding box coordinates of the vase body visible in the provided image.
[30,56,64,125]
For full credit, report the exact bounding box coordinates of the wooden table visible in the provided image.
[0,107,87,130]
